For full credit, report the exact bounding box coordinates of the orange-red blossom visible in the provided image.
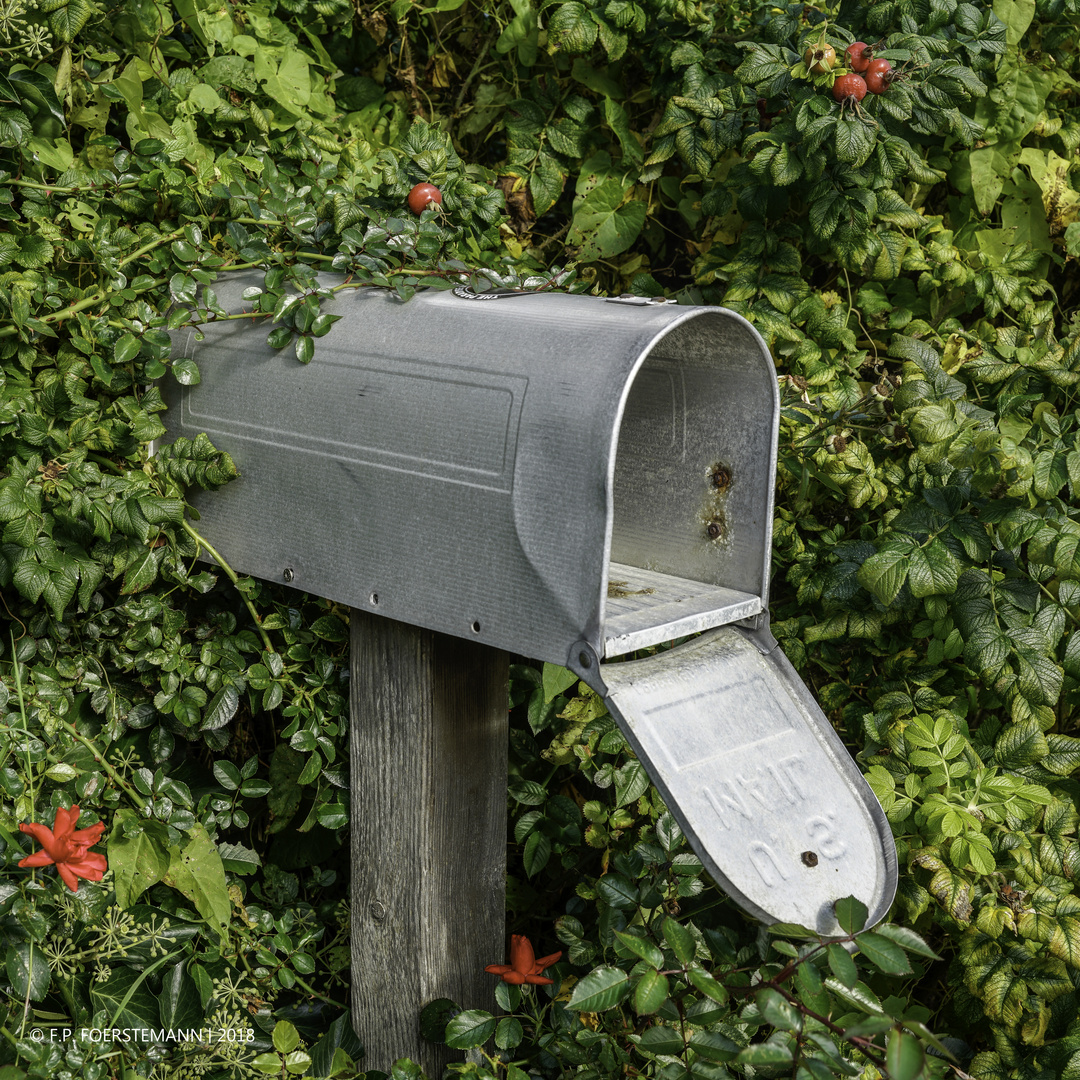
[18,805,107,891]
[485,934,561,985]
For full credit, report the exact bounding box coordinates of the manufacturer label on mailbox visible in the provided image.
[596,627,897,935]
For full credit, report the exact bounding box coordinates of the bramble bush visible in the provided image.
[0,0,1078,1078]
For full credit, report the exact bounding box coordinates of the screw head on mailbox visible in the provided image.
[164,272,897,936]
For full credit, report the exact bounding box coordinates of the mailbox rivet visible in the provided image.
[370,900,387,921]
[370,592,379,605]
[283,568,295,582]
[471,620,481,633]
[801,851,819,867]
[578,651,591,668]
[706,521,724,540]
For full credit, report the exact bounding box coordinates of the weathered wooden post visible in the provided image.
[349,613,507,1073]
[164,273,897,1073]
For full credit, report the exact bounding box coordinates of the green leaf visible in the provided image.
[827,942,858,987]
[737,1041,794,1066]
[295,335,315,364]
[857,540,914,605]
[523,830,551,876]
[871,924,943,960]
[200,684,240,731]
[855,931,913,975]
[419,998,459,1043]
[48,0,94,41]
[757,987,801,1031]
[614,759,650,807]
[547,1,598,52]
[162,824,231,939]
[615,930,665,969]
[495,1016,523,1049]
[663,916,696,965]
[886,1029,925,1080]
[274,1021,300,1054]
[834,895,869,934]
[268,744,304,833]
[567,178,647,262]
[566,965,629,1011]
[310,1012,365,1076]
[90,965,162,1029]
[158,961,202,1030]
[114,333,141,364]
[995,719,1049,765]
[6,942,51,1001]
[689,1029,740,1062]
[908,539,962,597]
[1048,916,1080,969]
[835,117,876,167]
[445,1009,497,1049]
[633,968,669,1015]
[218,841,261,875]
[543,662,578,702]
[108,810,170,907]
[687,965,728,1004]
[172,358,201,385]
[284,1051,311,1075]
[638,1024,685,1056]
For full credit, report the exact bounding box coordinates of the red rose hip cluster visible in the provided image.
[832,40,893,104]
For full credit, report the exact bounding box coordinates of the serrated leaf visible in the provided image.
[857,541,913,605]
[687,965,728,1004]
[200,684,240,731]
[567,965,629,1011]
[856,931,913,975]
[523,830,551,877]
[547,1,598,52]
[633,968,669,1014]
[495,1016,522,1049]
[638,1024,684,1055]
[663,916,695,965]
[908,539,962,597]
[871,924,943,960]
[615,931,665,968]
[887,1030,925,1080]
[835,117,876,166]
[757,987,801,1030]
[445,1009,496,1049]
[543,662,578,702]
[737,1041,793,1066]
[7,942,51,1001]
[827,942,858,987]
[834,895,869,934]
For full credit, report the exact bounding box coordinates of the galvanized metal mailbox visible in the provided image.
[164,272,897,936]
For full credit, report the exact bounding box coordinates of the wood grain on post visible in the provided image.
[349,609,508,1075]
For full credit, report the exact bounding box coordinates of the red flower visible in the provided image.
[18,805,107,892]
[485,934,562,986]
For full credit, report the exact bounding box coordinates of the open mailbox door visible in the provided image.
[163,273,897,933]
[572,629,897,936]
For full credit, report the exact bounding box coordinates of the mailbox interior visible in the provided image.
[603,314,777,658]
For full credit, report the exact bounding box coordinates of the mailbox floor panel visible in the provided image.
[603,563,762,657]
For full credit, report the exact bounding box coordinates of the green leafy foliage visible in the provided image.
[1,0,1079,1076]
